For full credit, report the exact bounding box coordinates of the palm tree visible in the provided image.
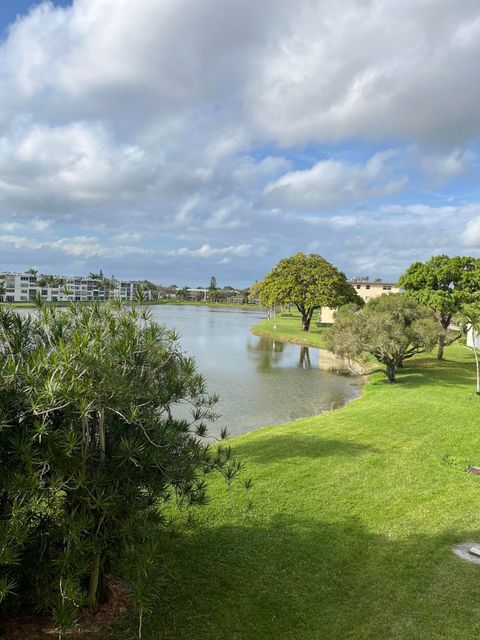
[459,303,480,396]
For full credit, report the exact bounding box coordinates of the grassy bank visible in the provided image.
[251,311,327,348]
[109,342,480,640]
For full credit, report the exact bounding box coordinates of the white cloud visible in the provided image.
[0,234,152,259]
[382,203,480,218]
[264,151,407,210]
[329,215,357,228]
[167,244,253,259]
[460,217,480,246]
[249,1,480,146]
[419,148,475,181]
[0,0,479,283]
[113,232,143,243]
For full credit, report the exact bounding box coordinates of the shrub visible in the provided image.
[0,303,240,634]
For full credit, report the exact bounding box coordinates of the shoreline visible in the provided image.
[0,300,264,311]
[250,320,367,376]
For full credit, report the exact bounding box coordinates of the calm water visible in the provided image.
[13,304,361,436]
[147,305,361,436]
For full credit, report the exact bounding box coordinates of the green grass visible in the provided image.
[251,311,327,348]
[110,342,480,639]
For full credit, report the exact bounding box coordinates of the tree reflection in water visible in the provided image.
[299,346,312,369]
[246,337,314,372]
[245,337,286,372]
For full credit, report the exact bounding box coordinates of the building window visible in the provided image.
[365,284,370,289]
[356,285,361,289]
[383,286,392,291]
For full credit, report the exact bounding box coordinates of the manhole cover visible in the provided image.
[452,542,480,564]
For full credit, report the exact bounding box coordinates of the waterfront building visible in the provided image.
[0,271,151,303]
[321,277,400,323]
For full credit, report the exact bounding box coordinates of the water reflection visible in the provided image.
[246,338,315,371]
[246,336,285,372]
[299,346,312,369]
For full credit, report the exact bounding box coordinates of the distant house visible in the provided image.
[321,277,400,324]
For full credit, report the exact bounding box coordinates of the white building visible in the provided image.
[0,272,151,303]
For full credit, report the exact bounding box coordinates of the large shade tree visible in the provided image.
[0,303,242,636]
[326,294,439,383]
[253,253,362,331]
[399,255,480,360]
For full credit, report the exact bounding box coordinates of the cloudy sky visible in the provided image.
[1,0,480,286]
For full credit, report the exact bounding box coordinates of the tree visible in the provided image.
[210,276,217,289]
[208,289,223,303]
[399,255,480,360]
[254,253,362,331]
[0,304,242,634]
[326,294,439,383]
[177,287,189,301]
[26,267,38,277]
[458,303,480,396]
[37,274,65,287]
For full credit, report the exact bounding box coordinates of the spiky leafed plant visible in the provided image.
[0,302,242,635]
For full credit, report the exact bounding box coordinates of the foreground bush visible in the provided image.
[0,303,239,635]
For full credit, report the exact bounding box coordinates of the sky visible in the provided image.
[0,1,480,287]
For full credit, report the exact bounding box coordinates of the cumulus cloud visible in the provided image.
[264,151,407,210]
[0,234,152,259]
[460,217,480,247]
[167,244,253,259]
[0,0,479,282]
[420,148,475,181]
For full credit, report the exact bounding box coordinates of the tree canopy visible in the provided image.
[253,253,362,331]
[398,255,480,359]
[0,303,241,635]
[326,294,439,382]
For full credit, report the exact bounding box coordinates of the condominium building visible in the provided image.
[321,277,400,323]
[0,272,151,303]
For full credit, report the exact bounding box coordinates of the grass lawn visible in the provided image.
[109,341,480,640]
[251,311,327,348]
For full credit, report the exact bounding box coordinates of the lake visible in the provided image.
[147,305,361,436]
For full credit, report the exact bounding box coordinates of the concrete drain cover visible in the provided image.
[452,542,480,564]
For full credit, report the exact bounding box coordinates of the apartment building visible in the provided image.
[321,277,400,323]
[0,272,151,303]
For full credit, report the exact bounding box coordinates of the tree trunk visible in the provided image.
[302,315,311,331]
[437,333,445,361]
[87,555,100,609]
[473,347,480,396]
[386,362,396,383]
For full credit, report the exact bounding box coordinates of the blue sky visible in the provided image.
[0,1,70,33]
[0,0,480,286]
